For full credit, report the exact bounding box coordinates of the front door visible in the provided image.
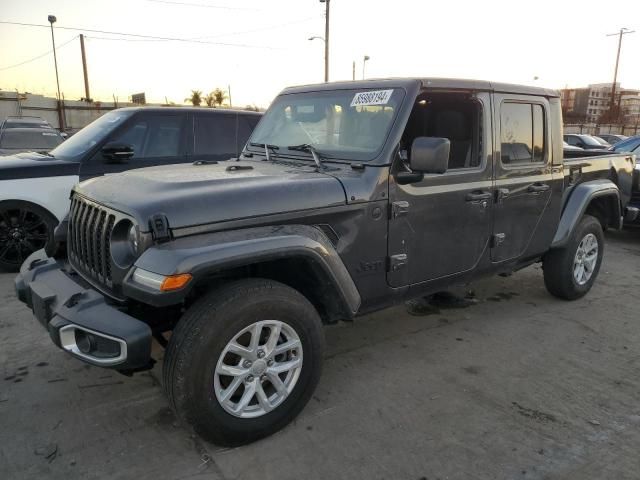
[491,95,555,262]
[387,91,493,288]
[79,112,188,180]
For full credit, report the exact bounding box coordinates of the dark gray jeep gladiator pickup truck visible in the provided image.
[15,78,637,446]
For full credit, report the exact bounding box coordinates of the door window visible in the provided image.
[237,114,260,153]
[501,103,546,165]
[400,93,483,170]
[194,113,237,158]
[110,114,185,160]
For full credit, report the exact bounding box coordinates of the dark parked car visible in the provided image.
[0,115,54,130]
[0,127,64,156]
[596,134,627,145]
[609,135,640,223]
[563,133,609,150]
[0,107,261,271]
[16,78,637,447]
[609,134,640,154]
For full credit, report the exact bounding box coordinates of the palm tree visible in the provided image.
[212,88,228,107]
[185,90,203,107]
[203,92,216,107]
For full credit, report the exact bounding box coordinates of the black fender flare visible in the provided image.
[551,179,621,248]
[128,224,361,317]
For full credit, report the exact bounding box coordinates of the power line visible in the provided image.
[83,16,318,44]
[0,21,282,49]
[145,0,261,10]
[0,35,78,71]
[193,16,320,40]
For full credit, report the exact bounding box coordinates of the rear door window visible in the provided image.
[237,114,260,153]
[194,113,237,160]
[500,102,546,165]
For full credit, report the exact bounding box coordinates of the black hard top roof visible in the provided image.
[113,106,262,115]
[282,77,559,98]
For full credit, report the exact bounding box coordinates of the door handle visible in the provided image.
[466,191,492,202]
[528,183,550,193]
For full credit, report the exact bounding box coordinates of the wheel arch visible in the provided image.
[0,199,59,225]
[131,224,361,323]
[551,179,621,249]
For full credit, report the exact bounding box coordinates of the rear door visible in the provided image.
[192,112,238,163]
[491,95,555,262]
[237,114,261,154]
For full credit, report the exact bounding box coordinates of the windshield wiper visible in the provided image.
[249,142,279,161]
[286,143,329,170]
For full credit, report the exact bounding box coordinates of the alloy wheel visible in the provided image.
[214,320,303,418]
[573,233,598,285]
[0,207,50,267]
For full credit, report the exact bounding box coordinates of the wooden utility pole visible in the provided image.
[322,0,330,82]
[79,34,91,101]
[606,28,635,120]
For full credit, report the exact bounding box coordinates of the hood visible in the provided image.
[0,151,78,179]
[75,160,347,230]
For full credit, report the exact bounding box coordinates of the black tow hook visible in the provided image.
[64,292,85,308]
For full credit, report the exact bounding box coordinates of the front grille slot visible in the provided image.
[68,196,117,287]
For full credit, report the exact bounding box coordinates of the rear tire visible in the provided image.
[543,214,604,300]
[0,201,58,272]
[163,278,325,446]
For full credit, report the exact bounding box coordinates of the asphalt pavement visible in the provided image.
[1,229,640,480]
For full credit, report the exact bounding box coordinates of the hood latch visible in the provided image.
[150,214,171,243]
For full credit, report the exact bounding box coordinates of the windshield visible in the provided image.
[580,135,605,147]
[612,136,640,153]
[50,110,134,159]
[247,88,405,161]
[0,130,62,149]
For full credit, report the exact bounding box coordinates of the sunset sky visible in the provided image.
[1,0,639,108]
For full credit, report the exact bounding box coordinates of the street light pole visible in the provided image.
[320,0,330,82]
[362,55,370,80]
[48,15,62,103]
[48,15,64,131]
[606,28,635,120]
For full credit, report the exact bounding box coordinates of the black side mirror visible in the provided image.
[396,137,450,185]
[102,142,134,163]
[411,137,450,173]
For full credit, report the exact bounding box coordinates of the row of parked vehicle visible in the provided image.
[5,78,640,447]
[564,132,640,154]
[0,116,66,156]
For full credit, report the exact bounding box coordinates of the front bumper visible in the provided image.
[15,250,152,370]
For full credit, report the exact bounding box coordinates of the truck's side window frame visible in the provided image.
[399,92,488,176]
[499,100,548,168]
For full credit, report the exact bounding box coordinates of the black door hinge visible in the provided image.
[391,201,409,219]
[388,253,408,272]
[491,233,506,247]
[149,214,171,243]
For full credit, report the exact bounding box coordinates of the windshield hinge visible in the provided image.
[149,214,171,243]
[391,201,409,219]
[387,254,408,272]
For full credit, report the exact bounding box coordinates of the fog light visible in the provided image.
[75,329,95,354]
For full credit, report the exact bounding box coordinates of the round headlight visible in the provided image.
[128,224,139,253]
[110,220,138,268]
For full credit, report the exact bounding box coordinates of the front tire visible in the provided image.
[543,214,604,300]
[0,201,57,272]
[163,279,325,446]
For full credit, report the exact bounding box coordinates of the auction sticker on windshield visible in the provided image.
[350,89,394,107]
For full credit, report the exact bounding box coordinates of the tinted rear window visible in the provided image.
[0,130,62,149]
[194,113,237,157]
